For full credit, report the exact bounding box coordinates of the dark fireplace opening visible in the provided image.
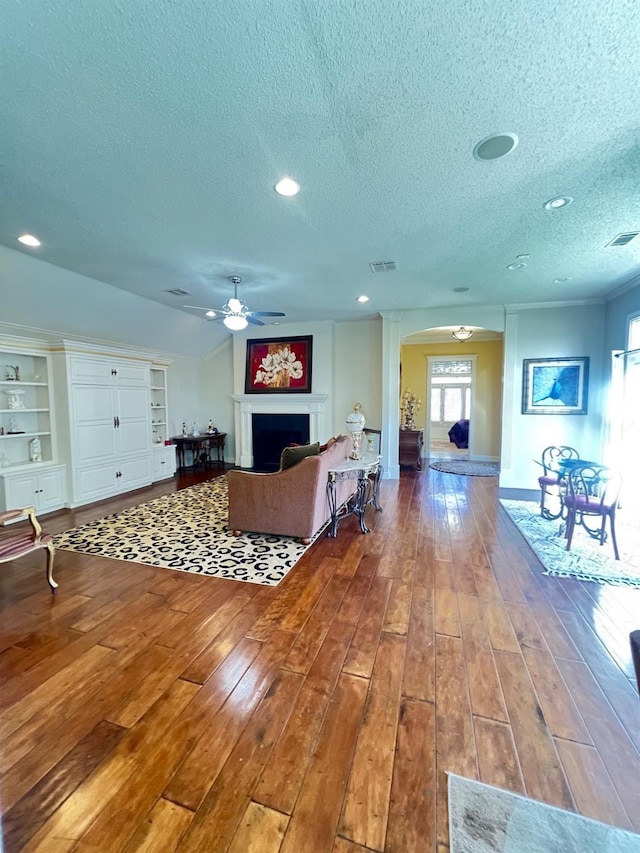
[252,413,310,472]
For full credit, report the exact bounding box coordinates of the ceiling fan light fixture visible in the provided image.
[452,326,473,342]
[227,297,243,313]
[205,310,216,318]
[224,314,248,331]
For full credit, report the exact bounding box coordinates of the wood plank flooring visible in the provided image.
[1,468,639,851]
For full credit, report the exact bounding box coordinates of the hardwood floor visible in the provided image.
[1,468,639,851]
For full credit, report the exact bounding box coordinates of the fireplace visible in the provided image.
[252,413,310,472]
[232,393,329,469]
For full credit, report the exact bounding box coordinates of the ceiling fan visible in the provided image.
[184,276,285,331]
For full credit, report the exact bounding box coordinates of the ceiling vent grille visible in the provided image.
[369,260,397,273]
[165,287,192,296]
[607,232,640,247]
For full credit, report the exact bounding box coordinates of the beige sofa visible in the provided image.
[227,435,355,543]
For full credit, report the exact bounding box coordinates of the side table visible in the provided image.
[399,428,424,470]
[326,454,383,537]
[172,433,226,471]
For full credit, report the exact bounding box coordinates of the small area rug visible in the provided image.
[500,499,640,587]
[448,773,640,852]
[429,460,500,476]
[53,477,316,586]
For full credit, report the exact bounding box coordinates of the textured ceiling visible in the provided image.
[2,0,640,346]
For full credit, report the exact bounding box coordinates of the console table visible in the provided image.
[326,454,383,537]
[172,433,226,471]
[399,428,424,470]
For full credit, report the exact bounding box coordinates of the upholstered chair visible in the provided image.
[537,445,580,519]
[0,506,57,592]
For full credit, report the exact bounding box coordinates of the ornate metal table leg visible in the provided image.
[371,464,383,511]
[356,474,370,533]
[327,473,339,538]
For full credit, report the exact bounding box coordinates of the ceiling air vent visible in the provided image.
[164,287,192,296]
[606,232,640,247]
[369,260,397,273]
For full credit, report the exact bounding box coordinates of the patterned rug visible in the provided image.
[53,477,318,586]
[500,499,640,587]
[429,460,500,476]
[448,773,640,852]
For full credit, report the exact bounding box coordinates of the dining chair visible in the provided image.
[0,506,57,592]
[363,428,382,455]
[563,464,622,560]
[537,445,580,519]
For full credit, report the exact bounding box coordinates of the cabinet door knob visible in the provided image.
[111,368,117,376]
[114,416,117,428]
[116,416,120,428]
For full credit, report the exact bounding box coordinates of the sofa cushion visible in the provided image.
[280,441,321,470]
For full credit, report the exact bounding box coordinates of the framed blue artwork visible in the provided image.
[522,357,589,415]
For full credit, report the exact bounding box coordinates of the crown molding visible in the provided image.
[503,298,603,311]
[604,272,640,302]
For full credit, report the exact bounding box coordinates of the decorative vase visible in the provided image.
[346,403,366,460]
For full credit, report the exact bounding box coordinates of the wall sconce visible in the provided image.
[452,326,473,342]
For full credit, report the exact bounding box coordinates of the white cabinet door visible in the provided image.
[69,357,116,384]
[113,362,148,386]
[72,385,118,463]
[75,462,119,504]
[38,468,66,511]
[1,465,67,513]
[115,387,151,456]
[119,456,152,491]
[153,446,176,481]
[5,472,39,508]
[69,356,148,387]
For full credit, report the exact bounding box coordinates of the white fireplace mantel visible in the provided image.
[232,393,329,468]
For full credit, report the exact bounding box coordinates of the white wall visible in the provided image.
[333,319,382,433]
[500,302,605,491]
[0,245,219,358]
[202,339,235,460]
[604,282,640,354]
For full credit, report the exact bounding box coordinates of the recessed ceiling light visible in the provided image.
[272,321,280,325]
[453,286,470,293]
[507,262,526,270]
[473,132,518,161]
[553,277,571,283]
[543,196,573,210]
[18,233,41,247]
[274,177,300,196]
[357,295,370,303]
[205,310,216,317]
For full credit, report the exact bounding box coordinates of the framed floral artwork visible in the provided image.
[521,356,589,414]
[245,335,313,394]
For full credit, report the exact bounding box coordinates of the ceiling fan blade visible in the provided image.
[249,311,286,317]
[183,304,225,312]
[246,315,266,326]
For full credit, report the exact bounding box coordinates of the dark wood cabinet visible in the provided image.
[399,428,424,470]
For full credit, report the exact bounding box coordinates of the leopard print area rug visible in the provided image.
[53,477,317,586]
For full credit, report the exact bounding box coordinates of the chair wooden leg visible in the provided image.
[45,543,58,593]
